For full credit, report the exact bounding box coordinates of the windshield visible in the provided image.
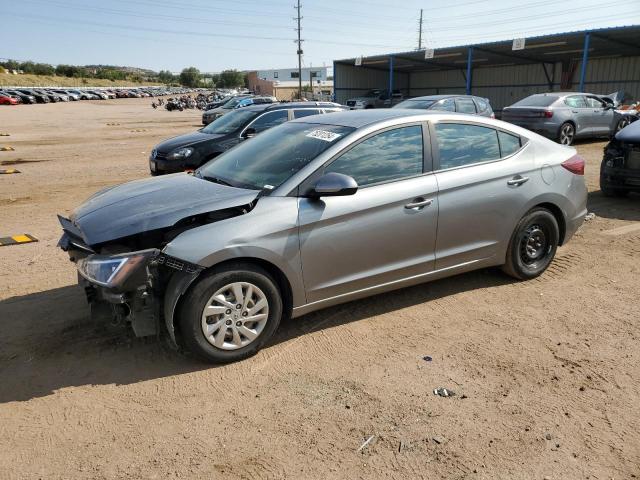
[198,122,355,190]
[512,95,558,107]
[201,109,258,134]
[394,99,436,109]
[222,97,248,109]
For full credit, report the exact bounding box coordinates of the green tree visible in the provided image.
[158,70,175,84]
[179,67,201,87]
[217,69,244,88]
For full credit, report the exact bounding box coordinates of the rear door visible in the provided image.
[432,121,535,269]
[297,123,439,302]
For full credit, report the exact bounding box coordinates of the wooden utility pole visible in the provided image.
[295,0,303,99]
[418,9,424,50]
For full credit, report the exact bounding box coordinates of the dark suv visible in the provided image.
[393,95,495,117]
[150,102,345,175]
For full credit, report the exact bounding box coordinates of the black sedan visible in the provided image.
[150,102,344,175]
[16,89,50,103]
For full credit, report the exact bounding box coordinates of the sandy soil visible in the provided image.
[0,98,638,479]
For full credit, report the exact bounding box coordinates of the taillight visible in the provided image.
[543,110,553,118]
[561,154,585,175]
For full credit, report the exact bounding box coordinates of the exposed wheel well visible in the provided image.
[534,202,566,245]
[173,257,294,338]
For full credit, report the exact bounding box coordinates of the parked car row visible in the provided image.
[0,86,211,105]
[201,95,279,125]
[358,88,638,146]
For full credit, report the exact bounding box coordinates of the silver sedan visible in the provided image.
[502,92,628,145]
[59,110,588,363]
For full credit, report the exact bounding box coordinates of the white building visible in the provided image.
[256,66,328,83]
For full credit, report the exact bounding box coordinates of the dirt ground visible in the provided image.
[0,98,638,479]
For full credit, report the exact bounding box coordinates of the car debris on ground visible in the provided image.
[433,387,455,397]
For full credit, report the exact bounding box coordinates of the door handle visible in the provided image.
[507,176,529,186]
[405,198,434,209]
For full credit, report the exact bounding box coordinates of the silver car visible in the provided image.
[58,110,587,363]
[502,92,628,145]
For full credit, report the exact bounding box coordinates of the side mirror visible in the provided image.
[604,104,615,110]
[309,172,358,198]
[242,127,257,139]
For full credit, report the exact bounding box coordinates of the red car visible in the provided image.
[0,93,20,105]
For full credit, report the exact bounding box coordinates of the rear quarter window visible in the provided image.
[497,131,522,157]
[513,95,558,107]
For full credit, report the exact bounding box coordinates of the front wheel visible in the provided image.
[502,208,559,280]
[178,264,283,363]
[616,117,631,133]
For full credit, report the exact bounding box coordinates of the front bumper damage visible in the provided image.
[58,226,202,345]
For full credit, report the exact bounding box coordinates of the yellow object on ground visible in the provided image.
[0,234,38,246]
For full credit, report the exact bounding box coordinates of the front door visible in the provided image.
[585,96,615,135]
[298,124,439,303]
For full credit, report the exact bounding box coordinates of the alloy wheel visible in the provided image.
[560,124,574,145]
[201,282,269,350]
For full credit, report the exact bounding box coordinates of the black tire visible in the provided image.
[502,208,559,280]
[178,263,283,363]
[557,122,575,146]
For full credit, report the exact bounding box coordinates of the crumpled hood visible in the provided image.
[70,173,259,246]
[615,119,640,143]
[155,130,223,154]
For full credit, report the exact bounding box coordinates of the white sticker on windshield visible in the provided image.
[306,130,342,142]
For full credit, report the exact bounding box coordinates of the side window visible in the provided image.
[474,98,489,112]
[586,97,605,108]
[434,98,456,111]
[293,109,321,118]
[249,110,289,133]
[497,130,521,157]
[565,96,587,108]
[435,123,500,169]
[325,125,423,187]
[456,98,477,114]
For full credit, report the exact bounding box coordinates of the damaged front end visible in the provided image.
[600,120,640,194]
[56,174,261,345]
[58,222,203,343]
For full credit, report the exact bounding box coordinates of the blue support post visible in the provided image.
[466,46,473,95]
[389,55,394,97]
[578,32,590,92]
[332,60,337,102]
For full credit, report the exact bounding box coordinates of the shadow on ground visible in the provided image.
[0,267,514,403]
[587,190,640,222]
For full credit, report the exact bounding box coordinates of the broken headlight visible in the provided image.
[168,147,194,160]
[77,249,158,288]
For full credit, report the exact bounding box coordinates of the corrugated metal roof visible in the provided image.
[335,25,640,72]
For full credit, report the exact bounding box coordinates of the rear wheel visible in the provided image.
[178,264,283,363]
[558,122,575,146]
[502,208,559,280]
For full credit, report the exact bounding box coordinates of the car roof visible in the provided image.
[403,94,476,101]
[291,109,427,128]
[239,102,343,113]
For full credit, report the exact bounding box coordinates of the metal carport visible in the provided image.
[333,25,640,112]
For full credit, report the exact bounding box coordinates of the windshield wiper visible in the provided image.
[201,175,235,187]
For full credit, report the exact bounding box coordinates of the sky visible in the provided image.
[1,0,639,74]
